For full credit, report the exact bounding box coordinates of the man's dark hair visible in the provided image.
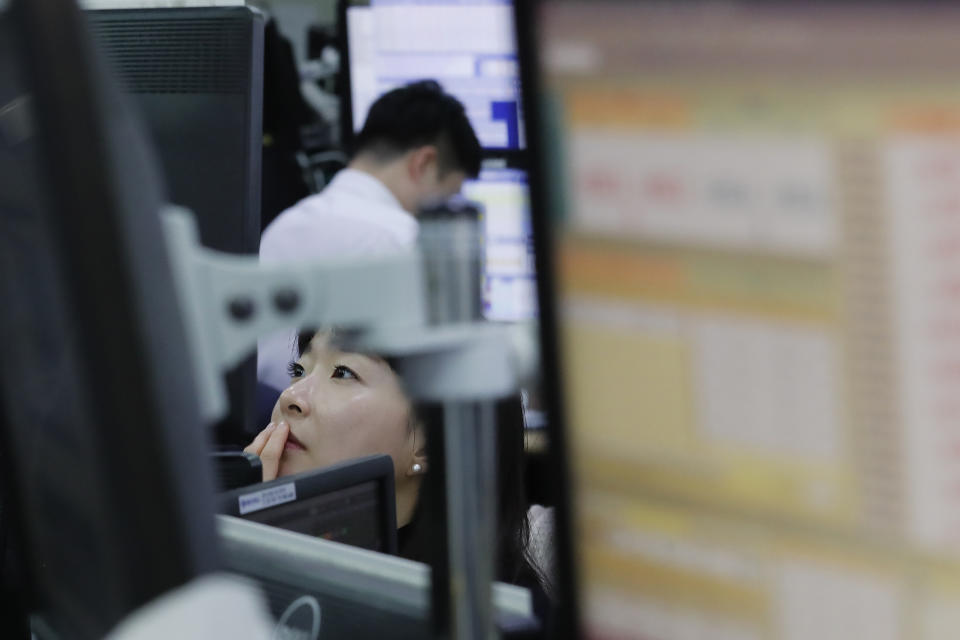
[352,80,482,178]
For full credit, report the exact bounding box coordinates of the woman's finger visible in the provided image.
[259,421,289,482]
[243,423,276,457]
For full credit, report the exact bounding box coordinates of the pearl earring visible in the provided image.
[412,463,423,474]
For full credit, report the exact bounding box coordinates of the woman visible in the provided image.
[245,329,551,601]
[246,330,427,527]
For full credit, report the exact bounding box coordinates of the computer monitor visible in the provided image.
[0,0,220,637]
[86,6,265,446]
[218,514,539,639]
[462,164,537,322]
[219,454,398,554]
[524,1,960,639]
[340,0,524,151]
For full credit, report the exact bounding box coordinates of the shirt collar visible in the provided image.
[328,168,409,213]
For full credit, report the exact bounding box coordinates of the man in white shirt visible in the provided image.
[257,80,482,393]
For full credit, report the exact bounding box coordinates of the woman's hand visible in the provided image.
[243,421,289,482]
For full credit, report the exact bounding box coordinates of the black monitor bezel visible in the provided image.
[512,1,582,638]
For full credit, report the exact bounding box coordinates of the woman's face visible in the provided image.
[271,332,417,479]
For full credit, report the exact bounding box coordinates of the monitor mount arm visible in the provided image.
[163,206,514,639]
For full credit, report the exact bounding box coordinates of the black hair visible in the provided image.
[351,80,482,178]
[294,329,546,591]
[398,398,543,589]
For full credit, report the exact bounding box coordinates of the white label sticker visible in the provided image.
[238,482,297,515]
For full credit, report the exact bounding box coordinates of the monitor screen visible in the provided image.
[463,166,536,321]
[529,2,960,639]
[345,0,524,150]
[244,481,384,551]
[219,454,397,554]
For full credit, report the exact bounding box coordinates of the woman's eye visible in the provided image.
[287,362,305,379]
[331,365,359,380]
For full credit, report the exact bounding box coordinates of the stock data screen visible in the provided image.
[347,0,524,150]
[463,167,536,322]
[541,3,960,638]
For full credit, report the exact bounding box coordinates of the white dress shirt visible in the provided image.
[257,169,418,391]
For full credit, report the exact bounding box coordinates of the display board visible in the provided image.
[537,3,960,638]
